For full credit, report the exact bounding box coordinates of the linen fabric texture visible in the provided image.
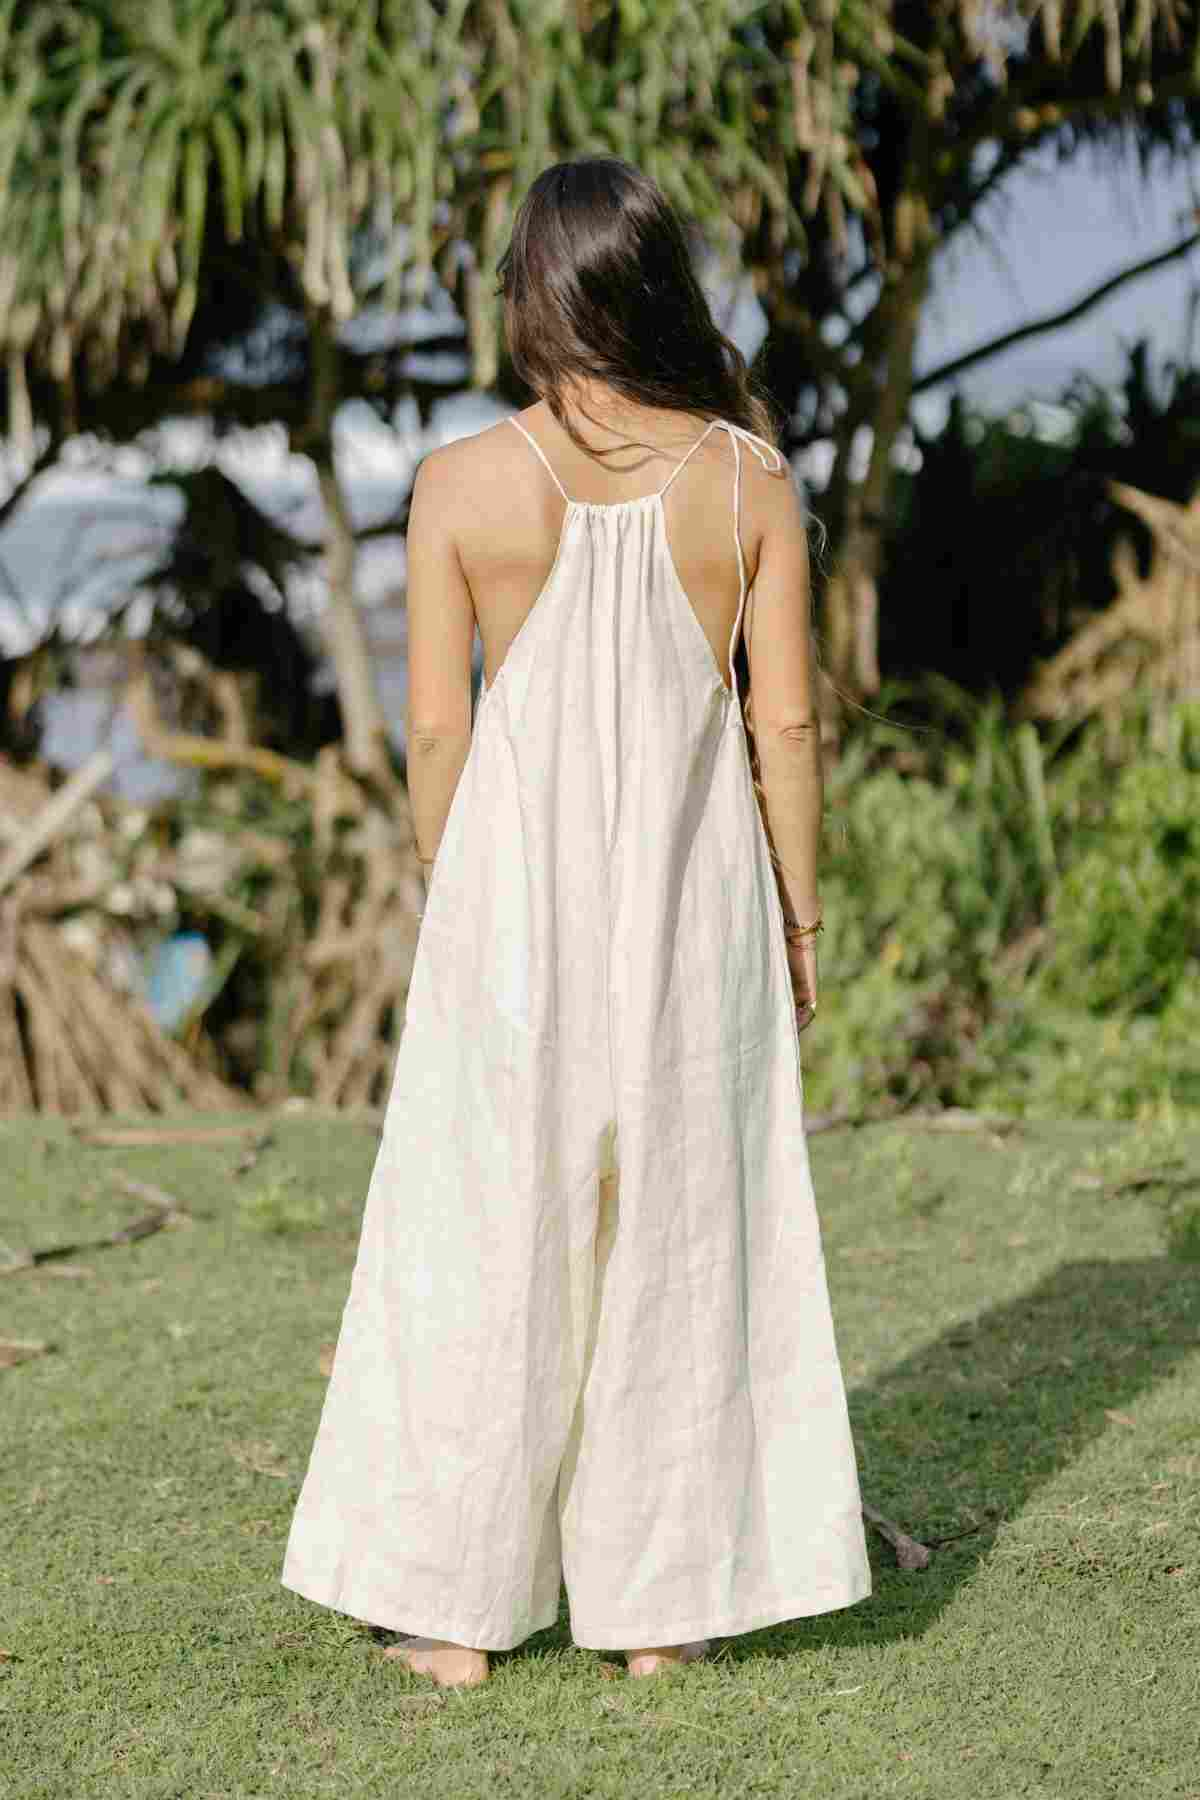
[280,415,873,1650]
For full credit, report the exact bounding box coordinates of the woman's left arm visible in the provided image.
[404,447,477,870]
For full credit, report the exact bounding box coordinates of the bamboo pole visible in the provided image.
[0,748,116,896]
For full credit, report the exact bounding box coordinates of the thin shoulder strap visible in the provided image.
[715,421,787,706]
[656,418,720,498]
[508,414,572,502]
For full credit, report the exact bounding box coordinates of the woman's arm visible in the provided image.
[403,448,477,871]
[745,470,823,928]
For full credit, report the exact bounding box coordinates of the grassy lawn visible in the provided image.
[3,1107,1199,1799]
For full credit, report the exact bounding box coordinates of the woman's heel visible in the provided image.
[623,1640,711,1677]
[385,1636,490,1687]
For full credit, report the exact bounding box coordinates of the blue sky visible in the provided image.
[914,142,1198,420]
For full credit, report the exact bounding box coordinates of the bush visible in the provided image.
[800,682,1200,1123]
[1040,759,1200,1012]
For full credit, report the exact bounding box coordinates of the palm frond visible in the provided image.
[2,0,1196,430]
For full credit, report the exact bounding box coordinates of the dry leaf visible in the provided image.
[227,1439,291,1478]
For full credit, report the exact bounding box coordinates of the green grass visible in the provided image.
[2,1107,1199,1799]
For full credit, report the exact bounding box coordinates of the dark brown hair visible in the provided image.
[495,156,782,463]
[494,157,832,846]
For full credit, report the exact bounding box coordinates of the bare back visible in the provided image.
[448,401,793,701]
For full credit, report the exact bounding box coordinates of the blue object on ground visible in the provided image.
[144,932,213,1032]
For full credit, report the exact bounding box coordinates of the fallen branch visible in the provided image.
[0,1338,51,1369]
[234,1130,275,1176]
[861,1502,934,1570]
[72,1122,264,1148]
[924,1518,987,1549]
[893,1108,1023,1136]
[804,1102,898,1134]
[0,748,116,896]
[0,1175,187,1275]
[1100,1160,1198,1199]
[112,1174,187,1220]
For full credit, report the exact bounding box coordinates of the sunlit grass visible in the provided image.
[3,1107,1198,1798]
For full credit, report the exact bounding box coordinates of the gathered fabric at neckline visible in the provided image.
[508,413,784,510]
[564,493,661,512]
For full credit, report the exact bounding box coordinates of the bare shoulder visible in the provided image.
[726,434,807,578]
[409,417,527,525]
[734,434,800,514]
[422,415,527,489]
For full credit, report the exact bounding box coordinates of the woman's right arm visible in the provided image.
[744,468,823,1016]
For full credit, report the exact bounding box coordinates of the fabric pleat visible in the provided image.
[280,416,873,1651]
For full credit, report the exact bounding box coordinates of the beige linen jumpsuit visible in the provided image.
[280,414,873,1651]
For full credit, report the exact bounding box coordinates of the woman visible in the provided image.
[281,156,872,1688]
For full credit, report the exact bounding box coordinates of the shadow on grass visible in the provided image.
[743,1253,1198,1659]
[474,1254,1196,1668]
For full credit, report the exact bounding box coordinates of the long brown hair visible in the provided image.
[495,156,820,876]
[495,156,782,464]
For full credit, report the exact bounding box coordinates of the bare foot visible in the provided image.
[384,1636,490,1687]
[624,1640,710,1677]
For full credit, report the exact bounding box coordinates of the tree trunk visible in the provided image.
[820,257,931,737]
[304,313,394,786]
[313,453,393,784]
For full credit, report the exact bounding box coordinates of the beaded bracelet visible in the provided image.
[782,911,824,943]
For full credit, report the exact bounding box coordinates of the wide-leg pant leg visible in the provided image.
[279,1018,615,1652]
[557,1040,872,1652]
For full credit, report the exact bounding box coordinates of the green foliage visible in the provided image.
[1160,1190,1200,1262]
[802,684,1200,1123]
[1042,757,1200,1013]
[7,0,1194,428]
[237,1170,330,1234]
[966,984,1200,1123]
[1,0,834,410]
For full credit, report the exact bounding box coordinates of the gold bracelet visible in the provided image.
[782,911,824,940]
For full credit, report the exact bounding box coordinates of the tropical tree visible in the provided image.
[752,3,1199,722]
[2,0,1197,753]
[1,0,865,773]
[879,338,1200,698]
